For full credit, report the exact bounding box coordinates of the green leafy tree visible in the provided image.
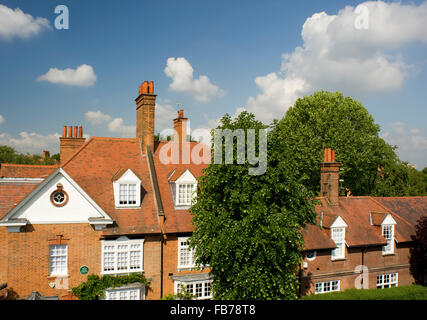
[270,91,410,196]
[190,111,317,300]
[410,217,427,286]
[0,145,58,165]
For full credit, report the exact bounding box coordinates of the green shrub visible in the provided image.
[301,285,427,300]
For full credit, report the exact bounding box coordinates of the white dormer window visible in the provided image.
[381,214,396,255]
[113,169,141,208]
[170,169,197,208]
[382,224,394,255]
[330,216,348,261]
[331,228,345,260]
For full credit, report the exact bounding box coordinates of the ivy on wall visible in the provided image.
[71,273,149,300]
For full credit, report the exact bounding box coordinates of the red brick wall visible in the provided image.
[162,234,211,298]
[2,223,102,298]
[0,224,164,300]
[301,243,415,295]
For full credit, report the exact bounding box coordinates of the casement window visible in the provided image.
[178,237,196,269]
[104,287,144,300]
[101,237,144,275]
[331,227,346,260]
[382,224,395,255]
[377,273,398,289]
[314,280,340,294]
[119,183,137,205]
[49,244,68,276]
[176,183,197,206]
[175,279,213,300]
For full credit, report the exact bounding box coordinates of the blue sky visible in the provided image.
[0,0,426,168]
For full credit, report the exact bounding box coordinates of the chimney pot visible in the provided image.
[62,126,67,137]
[74,126,78,138]
[68,126,73,138]
[139,81,149,95]
[178,109,184,118]
[148,81,154,94]
[78,126,83,138]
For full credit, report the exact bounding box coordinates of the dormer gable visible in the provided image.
[112,168,142,208]
[330,215,348,229]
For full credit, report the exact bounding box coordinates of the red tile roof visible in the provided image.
[0,163,57,178]
[62,137,161,236]
[152,141,208,233]
[0,183,39,220]
[303,196,425,250]
[374,197,427,226]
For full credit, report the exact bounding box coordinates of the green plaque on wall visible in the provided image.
[80,266,89,275]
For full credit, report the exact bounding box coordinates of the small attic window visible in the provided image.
[50,184,69,207]
[170,169,197,208]
[113,169,141,208]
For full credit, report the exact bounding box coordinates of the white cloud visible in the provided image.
[382,122,427,169]
[164,57,225,102]
[245,1,427,123]
[85,110,112,125]
[0,115,4,124]
[0,4,50,40]
[85,110,134,138]
[0,131,60,154]
[37,64,97,87]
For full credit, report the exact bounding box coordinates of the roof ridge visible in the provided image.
[88,136,138,142]
[0,163,58,168]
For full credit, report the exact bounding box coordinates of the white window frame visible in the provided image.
[104,286,145,300]
[101,237,144,275]
[176,183,197,206]
[377,273,398,289]
[331,227,346,260]
[382,224,395,255]
[49,244,68,276]
[178,236,196,269]
[314,280,340,294]
[175,279,213,300]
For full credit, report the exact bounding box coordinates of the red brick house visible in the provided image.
[0,82,425,299]
[0,81,211,300]
[300,148,426,295]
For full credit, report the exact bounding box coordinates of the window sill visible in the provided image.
[47,274,69,279]
[382,253,395,256]
[331,258,346,262]
[115,206,141,210]
[101,270,144,276]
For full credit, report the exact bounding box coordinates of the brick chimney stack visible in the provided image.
[173,109,188,143]
[59,125,85,164]
[136,81,157,155]
[320,148,340,206]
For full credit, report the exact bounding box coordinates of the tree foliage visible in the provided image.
[270,91,418,196]
[0,145,58,165]
[71,273,149,300]
[410,216,427,286]
[190,111,317,300]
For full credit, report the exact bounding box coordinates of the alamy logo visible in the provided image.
[55,5,69,30]
[158,127,268,176]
